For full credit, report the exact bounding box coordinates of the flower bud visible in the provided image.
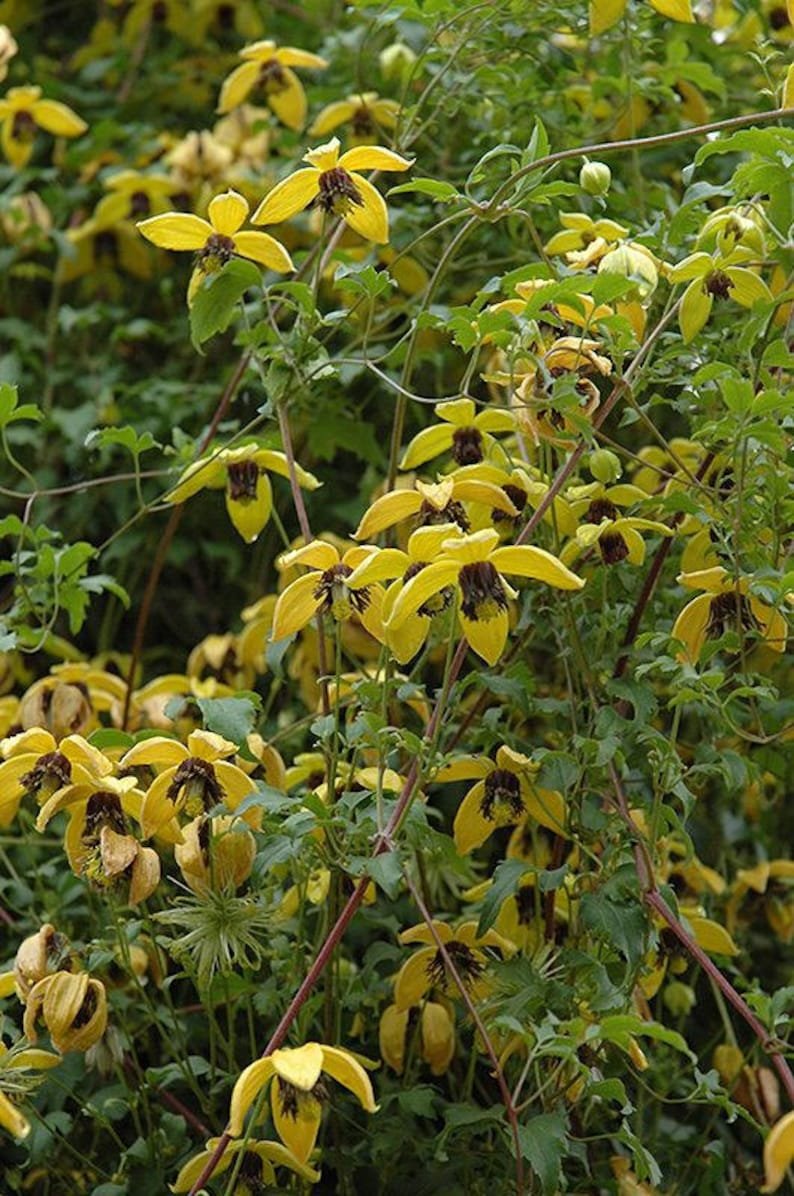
[598,243,658,302]
[579,160,611,196]
[379,42,417,84]
[14,924,71,1000]
[663,980,696,1017]
[379,1003,410,1074]
[713,1043,744,1086]
[588,448,622,484]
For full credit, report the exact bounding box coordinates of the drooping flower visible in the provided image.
[253,137,412,244]
[0,85,86,168]
[762,1111,794,1193]
[353,474,518,541]
[726,859,794,944]
[171,1137,320,1193]
[175,814,256,895]
[0,729,113,828]
[23,970,108,1054]
[309,92,400,142]
[119,730,255,842]
[386,527,584,665]
[590,0,694,34]
[217,39,328,127]
[393,920,514,1010]
[380,1000,455,1075]
[165,443,321,544]
[10,923,72,1001]
[0,1037,60,1141]
[271,540,385,644]
[400,398,516,471]
[560,481,672,567]
[671,567,788,663]
[544,211,629,269]
[92,170,176,225]
[137,189,293,301]
[0,25,18,85]
[669,247,773,342]
[228,1042,378,1163]
[432,745,566,854]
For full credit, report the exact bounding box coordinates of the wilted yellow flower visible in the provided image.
[171,1137,319,1193]
[24,971,108,1054]
[175,814,256,895]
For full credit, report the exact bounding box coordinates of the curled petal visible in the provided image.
[267,68,307,131]
[387,560,460,629]
[232,230,294,272]
[217,60,260,114]
[320,1045,378,1112]
[491,545,585,590]
[272,574,323,641]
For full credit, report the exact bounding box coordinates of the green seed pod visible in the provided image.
[579,160,611,196]
[379,42,417,84]
[588,448,622,484]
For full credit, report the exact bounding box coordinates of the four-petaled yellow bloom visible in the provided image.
[309,91,400,142]
[0,85,86,168]
[229,1042,378,1164]
[671,567,788,664]
[271,540,385,644]
[218,39,328,128]
[253,137,412,244]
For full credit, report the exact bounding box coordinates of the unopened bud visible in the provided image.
[588,448,622,484]
[663,980,696,1017]
[579,160,611,197]
[379,42,417,84]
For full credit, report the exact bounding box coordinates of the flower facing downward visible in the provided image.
[171,1137,320,1193]
[217,39,328,128]
[309,92,400,142]
[386,528,584,665]
[0,86,86,168]
[393,920,514,1010]
[228,1042,378,1164]
[137,189,293,300]
[671,567,788,664]
[23,970,108,1054]
[399,398,516,470]
[271,540,385,644]
[253,137,412,244]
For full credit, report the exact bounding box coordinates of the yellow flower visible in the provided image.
[175,814,256,895]
[310,92,400,142]
[0,85,86,168]
[560,481,672,568]
[165,129,233,196]
[669,247,773,343]
[0,1037,60,1142]
[590,0,694,36]
[671,567,788,664]
[58,217,153,287]
[433,744,566,854]
[726,859,794,944]
[171,1136,319,1193]
[0,729,112,827]
[640,909,739,998]
[271,539,386,644]
[119,729,255,842]
[379,1000,455,1075]
[0,24,18,84]
[489,277,614,330]
[393,920,514,1010]
[762,1111,794,1193]
[218,38,328,127]
[92,169,176,226]
[386,527,584,665]
[166,443,320,544]
[23,970,108,1054]
[252,137,412,245]
[137,189,293,296]
[354,474,519,542]
[400,398,516,471]
[12,923,72,1000]
[228,1041,378,1163]
[544,212,629,268]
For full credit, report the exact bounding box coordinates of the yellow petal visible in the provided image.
[347,548,409,587]
[784,64,794,110]
[232,230,294,272]
[228,1058,275,1135]
[272,1043,324,1090]
[393,948,434,1010]
[0,1090,30,1139]
[271,1079,321,1164]
[120,738,187,769]
[762,1111,794,1193]
[304,137,341,171]
[589,0,627,34]
[31,99,87,137]
[226,471,272,543]
[725,267,773,309]
[385,608,430,664]
[343,173,389,244]
[280,541,338,571]
[275,47,329,70]
[440,528,500,564]
[453,781,495,853]
[320,1045,378,1111]
[137,212,211,251]
[167,457,224,504]
[353,491,421,539]
[387,560,460,629]
[255,450,320,490]
[649,0,695,20]
[688,915,739,956]
[379,1004,410,1073]
[217,60,260,114]
[272,574,323,640]
[459,607,510,666]
[267,68,307,131]
[309,99,356,136]
[491,545,585,590]
[338,145,413,173]
[208,190,249,236]
[671,592,712,663]
[679,279,712,343]
[252,168,320,225]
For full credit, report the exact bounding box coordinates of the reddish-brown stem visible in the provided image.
[159,1088,212,1139]
[402,870,526,1195]
[187,640,469,1195]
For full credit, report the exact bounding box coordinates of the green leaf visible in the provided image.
[195,694,260,745]
[0,381,41,428]
[515,1111,568,1193]
[388,177,461,202]
[580,892,648,967]
[84,425,159,456]
[366,850,403,899]
[477,858,528,936]
[189,258,261,350]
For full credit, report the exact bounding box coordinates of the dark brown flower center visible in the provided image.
[417,498,470,532]
[426,940,485,989]
[769,6,790,29]
[492,484,527,525]
[12,110,36,143]
[314,562,371,622]
[20,751,72,798]
[514,884,537,926]
[317,167,363,214]
[72,985,98,1028]
[403,561,454,617]
[585,498,619,524]
[451,426,484,466]
[238,1151,266,1194]
[481,768,524,821]
[276,1075,330,1119]
[94,230,119,264]
[167,756,224,816]
[704,269,733,300]
[352,106,374,136]
[258,58,288,93]
[227,460,260,501]
[84,791,127,839]
[129,190,151,218]
[199,232,236,271]
[706,591,757,640]
[458,560,508,622]
[599,532,629,564]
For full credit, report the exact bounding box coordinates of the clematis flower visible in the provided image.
[386,527,584,665]
[669,247,773,342]
[590,0,694,35]
[310,91,400,142]
[271,540,385,644]
[58,216,152,288]
[0,729,113,828]
[400,398,516,470]
[252,137,412,244]
[137,189,293,301]
[0,1037,60,1141]
[671,567,788,664]
[166,443,320,544]
[171,1137,319,1193]
[380,1000,455,1076]
[508,335,611,448]
[488,277,614,331]
[217,39,328,127]
[92,170,176,225]
[0,26,18,85]
[166,130,233,198]
[393,920,514,1010]
[432,745,566,854]
[0,85,86,168]
[762,1111,794,1193]
[228,1041,378,1163]
[175,814,256,895]
[353,474,518,541]
[640,907,739,999]
[23,970,108,1054]
[119,730,255,843]
[544,212,629,269]
[11,923,72,1001]
[560,481,672,567]
[726,859,794,944]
